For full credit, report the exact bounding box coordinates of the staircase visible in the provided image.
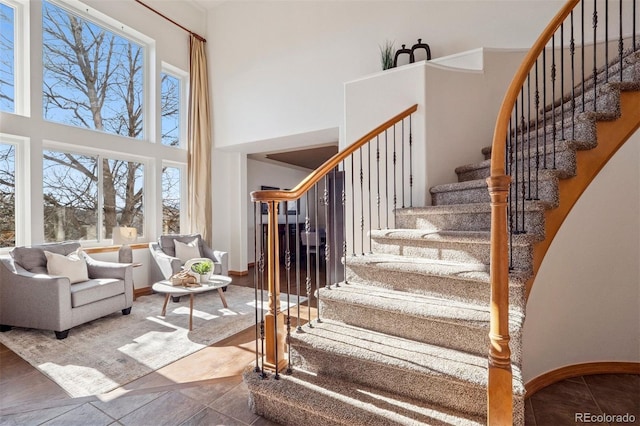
[245,38,640,426]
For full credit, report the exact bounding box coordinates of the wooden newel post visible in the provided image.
[486,175,513,425]
[264,200,287,372]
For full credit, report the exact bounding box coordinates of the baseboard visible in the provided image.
[134,287,153,299]
[525,361,640,396]
[229,270,249,276]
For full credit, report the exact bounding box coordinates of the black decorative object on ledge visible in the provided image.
[393,44,414,68]
[411,38,431,61]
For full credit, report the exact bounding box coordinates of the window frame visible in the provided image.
[42,0,154,141]
[161,161,187,235]
[160,63,188,149]
[42,140,150,244]
[0,133,30,251]
[0,0,29,117]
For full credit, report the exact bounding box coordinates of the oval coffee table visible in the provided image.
[152,275,232,330]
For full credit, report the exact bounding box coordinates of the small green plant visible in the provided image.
[191,260,213,275]
[380,40,395,70]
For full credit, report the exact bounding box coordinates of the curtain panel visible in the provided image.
[187,35,213,245]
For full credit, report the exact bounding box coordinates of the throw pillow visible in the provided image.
[174,239,202,264]
[44,250,89,284]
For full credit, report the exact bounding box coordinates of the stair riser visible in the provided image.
[290,343,487,416]
[370,238,533,271]
[345,265,526,311]
[395,209,545,236]
[248,388,347,426]
[345,264,491,305]
[319,298,488,356]
[431,177,559,207]
[458,148,576,182]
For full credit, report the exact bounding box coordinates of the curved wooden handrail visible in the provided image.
[486,1,580,423]
[251,104,418,203]
[490,0,579,176]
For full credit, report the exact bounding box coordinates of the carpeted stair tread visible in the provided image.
[430,171,559,207]
[244,366,485,426]
[290,320,502,393]
[394,202,547,235]
[319,283,492,325]
[457,139,578,181]
[369,229,537,246]
[345,252,530,284]
[317,283,526,357]
[397,202,546,217]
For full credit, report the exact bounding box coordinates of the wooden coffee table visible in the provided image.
[152,275,232,330]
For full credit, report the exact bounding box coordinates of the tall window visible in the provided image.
[162,165,182,234]
[43,150,144,242]
[42,0,144,138]
[160,72,181,147]
[0,143,15,247]
[0,2,15,113]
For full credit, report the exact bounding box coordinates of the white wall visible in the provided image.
[208,1,564,149]
[523,132,640,382]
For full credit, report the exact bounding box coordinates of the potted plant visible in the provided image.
[190,259,213,283]
[380,40,395,70]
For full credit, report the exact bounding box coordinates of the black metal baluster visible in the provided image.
[359,148,364,256]
[393,124,397,227]
[342,160,348,283]
[549,35,556,170]
[376,135,381,229]
[634,0,637,52]
[384,129,390,229]
[527,73,532,200]
[258,205,266,377]
[508,115,515,268]
[332,168,340,288]
[350,154,356,256]
[593,0,598,112]
[284,205,291,374]
[324,175,331,288]
[401,119,405,209]
[253,203,261,373]
[273,201,280,380]
[314,184,321,323]
[570,11,576,138]
[619,0,624,82]
[409,115,413,207]
[304,193,312,328]
[520,90,526,232]
[295,195,302,332]
[606,0,610,82]
[535,60,540,200]
[581,1,586,113]
[514,98,520,234]
[561,23,565,142]
[367,141,372,253]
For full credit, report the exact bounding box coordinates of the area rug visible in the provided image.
[0,285,305,397]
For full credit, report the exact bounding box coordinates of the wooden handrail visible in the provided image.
[487,1,580,424]
[490,0,580,176]
[251,104,418,203]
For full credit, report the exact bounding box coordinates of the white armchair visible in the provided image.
[148,233,228,285]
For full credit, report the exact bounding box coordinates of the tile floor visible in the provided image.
[1,268,638,425]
